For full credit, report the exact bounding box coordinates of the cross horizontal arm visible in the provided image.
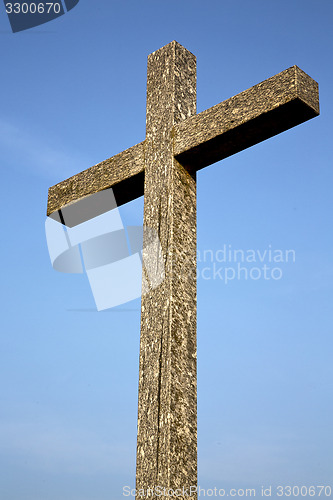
[47,141,145,220]
[174,66,319,173]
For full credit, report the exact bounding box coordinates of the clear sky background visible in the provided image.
[0,1,332,499]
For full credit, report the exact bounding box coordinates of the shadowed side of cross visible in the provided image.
[47,41,319,498]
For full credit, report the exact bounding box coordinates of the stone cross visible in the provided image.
[47,41,319,498]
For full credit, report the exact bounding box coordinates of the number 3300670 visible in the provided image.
[5,3,62,14]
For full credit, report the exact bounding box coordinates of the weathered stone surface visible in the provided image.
[136,41,197,497]
[47,141,145,220]
[174,66,319,172]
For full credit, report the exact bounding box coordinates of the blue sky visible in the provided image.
[0,1,332,499]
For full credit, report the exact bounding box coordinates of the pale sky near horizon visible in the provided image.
[0,1,332,499]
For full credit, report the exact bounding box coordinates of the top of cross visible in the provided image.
[47,41,319,227]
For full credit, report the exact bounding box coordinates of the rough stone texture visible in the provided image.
[136,41,197,498]
[174,66,319,173]
[47,141,145,221]
[46,41,320,499]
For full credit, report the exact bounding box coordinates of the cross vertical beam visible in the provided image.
[136,42,198,495]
